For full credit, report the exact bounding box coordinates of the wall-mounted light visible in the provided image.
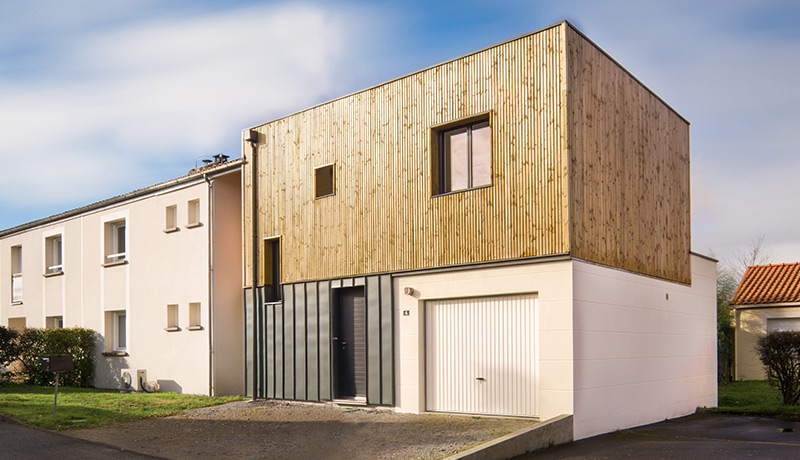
[403,287,415,296]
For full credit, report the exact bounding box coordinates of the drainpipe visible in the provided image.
[247,130,259,397]
[204,172,215,397]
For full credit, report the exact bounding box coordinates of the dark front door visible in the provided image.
[333,287,366,399]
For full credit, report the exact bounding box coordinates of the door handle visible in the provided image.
[476,377,486,381]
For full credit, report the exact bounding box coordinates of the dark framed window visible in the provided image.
[433,117,492,195]
[263,237,281,302]
[314,164,335,199]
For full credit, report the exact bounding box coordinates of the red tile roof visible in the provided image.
[730,263,800,306]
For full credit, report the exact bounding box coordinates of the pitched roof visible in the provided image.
[730,262,800,306]
[0,158,242,239]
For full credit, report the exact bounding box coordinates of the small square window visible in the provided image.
[314,164,335,199]
[8,317,26,332]
[104,220,126,264]
[46,316,63,329]
[188,302,202,330]
[165,205,178,232]
[433,117,492,195]
[187,199,201,227]
[45,235,63,275]
[166,304,179,331]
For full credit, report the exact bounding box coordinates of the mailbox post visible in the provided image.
[42,355,74,416]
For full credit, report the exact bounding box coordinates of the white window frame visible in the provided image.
[45,235,63,275]
[10,245,22,303]
[112,310,127,352]
[105,219,127,264]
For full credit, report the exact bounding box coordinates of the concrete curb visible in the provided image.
[445,414,574,460]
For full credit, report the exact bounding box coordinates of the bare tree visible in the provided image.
[726,234,774,280]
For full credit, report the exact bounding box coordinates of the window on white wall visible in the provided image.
[188,302,202,330]
[45,235,63,275]
[104,219,126,264]
[46,316,63,329]
[8,317,26,332]
[11,245,22,303]
[166,304,179,331]
[187,199,200,227]
[165,205,178,232]
[113,311,127,351]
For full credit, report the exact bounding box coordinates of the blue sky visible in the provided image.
[1,0,799,269]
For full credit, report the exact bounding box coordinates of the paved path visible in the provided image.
[514,413,800,460]
[0,419,160,460]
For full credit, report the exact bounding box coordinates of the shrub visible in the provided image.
[0,326,20,379]
[17,327,97,387]
[756,331,800,405]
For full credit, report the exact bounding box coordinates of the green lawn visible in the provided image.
[711,380,800,417]
[0,382,244,430]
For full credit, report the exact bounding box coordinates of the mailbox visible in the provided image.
[42,354,74,373]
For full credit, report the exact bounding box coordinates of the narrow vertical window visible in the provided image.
[434,117,492,194]
[10,245,22,303]
[104,220,126,264]
[165,205,177,232]
[45,235,63,275]
[263,237,281,302]
[314,164,335,198]
[187,199,201,227]
[166,304,179,331]
[114,311,127,351]
[188,302,202,330]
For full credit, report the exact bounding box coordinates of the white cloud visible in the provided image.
[0,2,377,222]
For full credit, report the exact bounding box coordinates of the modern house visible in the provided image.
[732,262,800,380]
[241,21,716,440]
[0,157,244,396]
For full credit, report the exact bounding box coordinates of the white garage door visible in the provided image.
[425,294,537,417]
[767,317,800,333]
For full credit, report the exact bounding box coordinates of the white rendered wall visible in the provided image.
[571,254,717,439]
[393,260,574,421]
[735,305,800,380]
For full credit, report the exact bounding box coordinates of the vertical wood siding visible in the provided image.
[249,275,393,405]
[243,24,569,285]
[566,26,691,284]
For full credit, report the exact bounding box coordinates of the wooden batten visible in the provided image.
[243,21,692,286]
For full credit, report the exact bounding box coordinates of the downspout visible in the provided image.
[205,172,215,397]
[247,130,259,397]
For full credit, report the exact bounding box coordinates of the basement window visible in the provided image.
[314,164,335,199]
[432,116,492,195]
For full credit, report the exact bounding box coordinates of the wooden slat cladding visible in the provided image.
[565,26,691,284]
[244,24,569,285]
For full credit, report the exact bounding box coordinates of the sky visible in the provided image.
[1,0,798,271]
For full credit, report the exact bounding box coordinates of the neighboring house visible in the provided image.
[0,157,244,396]
[241,21,716,440]
[732,262,800,380]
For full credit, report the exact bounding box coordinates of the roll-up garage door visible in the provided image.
[425,294,537,417]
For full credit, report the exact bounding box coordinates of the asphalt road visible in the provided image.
[0,419,160,460]
[515,413,800,460]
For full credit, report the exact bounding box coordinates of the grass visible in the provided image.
[0,382,244,430]
[707,380,800,417]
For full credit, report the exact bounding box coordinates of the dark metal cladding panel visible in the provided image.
[380,275,394,405]
[295,285,307,401]
[244,287,254,397]
[258,299,265,398]
[283,285,295,400]
[366,276,381,404]
[266,302,275,398]
[318,281,331,400]
[274,300,284,399]
[306,283,319,401]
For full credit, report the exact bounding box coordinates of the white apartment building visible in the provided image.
[0,158,243,395]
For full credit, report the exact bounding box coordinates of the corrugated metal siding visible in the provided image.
[243,23,569,286]
[249,275,393,405]
[426,294,537,417]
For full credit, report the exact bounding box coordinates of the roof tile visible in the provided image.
[730,262,800,305]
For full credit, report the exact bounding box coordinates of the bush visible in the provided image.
[17,327,97,387]
[0,326,20,379]
[756,331,800,405]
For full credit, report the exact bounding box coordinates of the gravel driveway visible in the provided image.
[70,400,535,460]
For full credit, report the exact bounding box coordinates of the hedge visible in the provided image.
[16,327,97,387]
